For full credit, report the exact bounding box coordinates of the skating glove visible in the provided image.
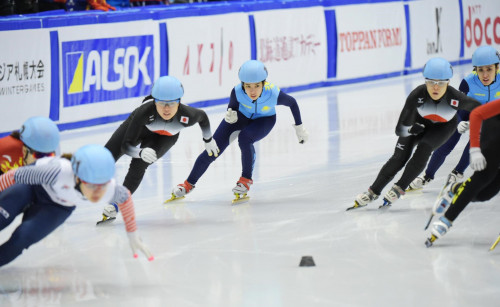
[140,147,157,164]
[408,123,425,135]
[469,147,486,171]
[293,124,309,144]
[127,231,154,261]
[457,121,469,134]
[204,138,220,157]
[224,108,238,124]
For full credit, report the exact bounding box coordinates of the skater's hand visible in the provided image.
[127,231,154,261]
[457,121,469,134]
[408,123,425,135]
[225,108,238,124]
[140,148,157,164]
[293,124,309,144]
[470,147,486,171]
[204,138,220,157]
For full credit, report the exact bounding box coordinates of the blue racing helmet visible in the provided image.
[422,57,453,80]
[20,116,60,153]
[472,46,500,67]
[71,144,115,184]
[238,60,268,83]
[151,76,184,101]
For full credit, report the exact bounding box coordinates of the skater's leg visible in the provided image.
[237,115,276,180]
[0,187,75,266]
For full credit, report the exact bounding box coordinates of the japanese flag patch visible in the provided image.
[450,99,459,107]
[180,116,189,124]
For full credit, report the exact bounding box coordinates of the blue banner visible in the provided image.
[61,35,154,107]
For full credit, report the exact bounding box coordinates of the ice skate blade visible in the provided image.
[378,199,392,209]
[346,201,366,211]
[96,215,116,226]
[164,194,185,203]
[424,214,434,230]
[489,234,500,251]
[232,194,250,205]
[405,187,423,193]
[425,235,437,248]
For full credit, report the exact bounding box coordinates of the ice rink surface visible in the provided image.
[1,65,500,307]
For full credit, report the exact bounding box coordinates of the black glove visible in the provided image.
[408,123,425,135]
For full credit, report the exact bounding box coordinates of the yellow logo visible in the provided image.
[264,82,279,91]
[0,157,23,173]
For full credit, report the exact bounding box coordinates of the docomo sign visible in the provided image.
[464,4,500,47]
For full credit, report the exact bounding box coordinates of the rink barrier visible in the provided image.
[0,0,499,136]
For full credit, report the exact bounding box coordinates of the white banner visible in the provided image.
[0,29,51,133]
[461,0,500,58]
[165,13,251,104]
[57,20,160,124]
[408,0,461,69]
[253,6,328,87]
[335,2,407,80]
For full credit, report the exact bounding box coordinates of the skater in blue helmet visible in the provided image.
[409,46,500,191]
[170,60,309,203]
[0,144,153,266]
[100,75,218,222]
[349,57,481,210]
[0,116,59,174]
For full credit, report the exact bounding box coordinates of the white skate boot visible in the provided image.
[407,175,432,191]
[432,182,460,216]
[445,170,463,186]
[380,184,405,208]
[347,188,379,210]
[232,177,253,204]
[425,216,453,247]
[97,203,118,225]
[165,180,195,203]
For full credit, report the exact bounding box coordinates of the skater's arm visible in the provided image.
[227,89,239,110]
[112,185,137,232]
[458,79,469,95]
[451,87,481,112]
[469,98,500,148]
[0,163,61,192]
[395,92,418,137]
[14,164,60,186]
[179,104,213,140]
[0,169,16,191]
[277,92,303,125]
[121,106,151,158]
[112,185,154,261]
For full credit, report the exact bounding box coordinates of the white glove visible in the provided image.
[293,124,309,144]
[140,147,157,163]
[204,138,220,157]
[127,231,154,261]
[470,147,486,171]
[224,108,238,124]
[457,121,469,134]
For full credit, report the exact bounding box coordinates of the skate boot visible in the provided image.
[97,203,118,225]
[424,182,461,230]
[232,177,252,204]
[165,180,194,203]
[425,216,452,247]
[407,175,432,192]
[445,170,463,186]
[380,184,405,208]
[432,182,460,216]
[347,188,379,210]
